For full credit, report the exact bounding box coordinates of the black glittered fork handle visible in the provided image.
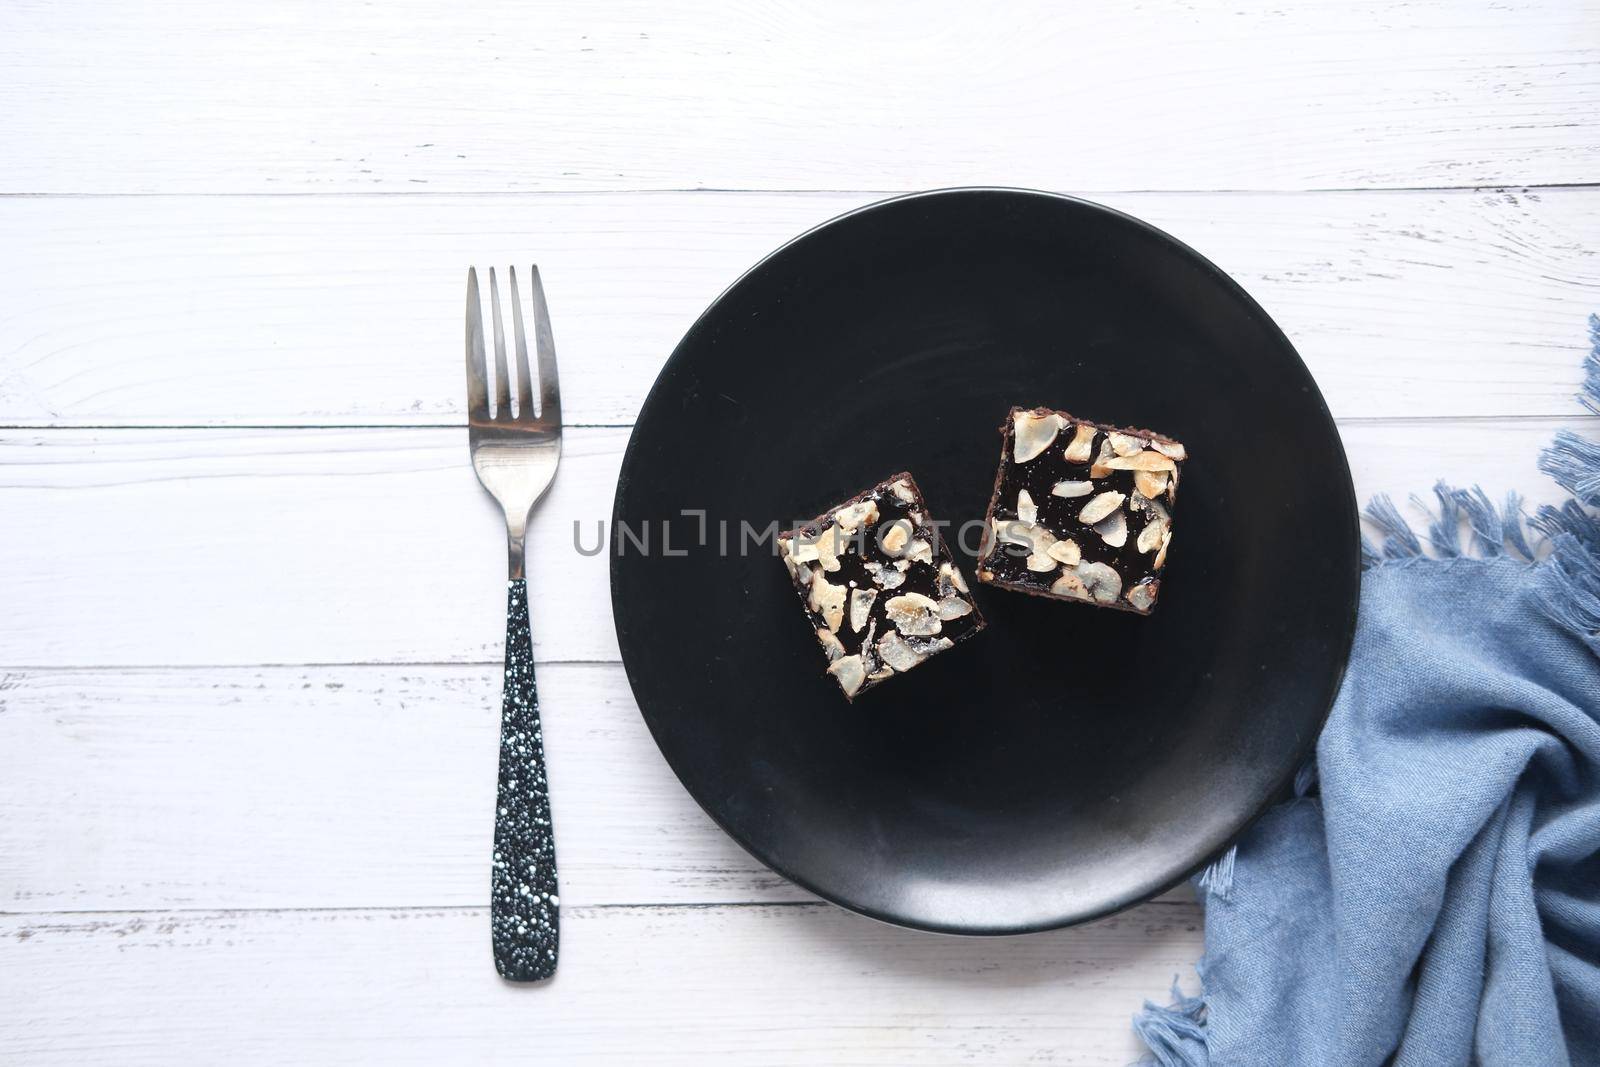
[490,580,560,980]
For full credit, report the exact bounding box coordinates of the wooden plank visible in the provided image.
[0,663,807,911]
[2,190,1598,426]
[2,1,1595,194]
[0,902,1203,1065]
[0,418,1591,669]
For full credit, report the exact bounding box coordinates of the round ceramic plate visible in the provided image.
[610,188,1359,934]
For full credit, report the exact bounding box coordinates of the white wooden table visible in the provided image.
[2,2,1596,1062]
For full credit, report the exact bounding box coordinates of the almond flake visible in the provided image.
[1075,561,1123,603]
[884,592,942,637]
[1051,571,1090,599]
[1078,491,1125,525]
[834,500,879,532]
[936,596,973,620]
[1063,424,1097,463]
[1137,516,1167,554]
[828,655,866,697]
[863,561,905,590]
[1051,480,1094,498]
[849,587,878,633]
[1046,539,1081,566]
[1095,509,1128,548]
[808,572,847,632]
[879,520,911,555]
[1134,469,1169,499]
[1108,432,1147,456]
[1104,451,1176,473]
[889,478,918,503]
[1012,410,1064,463]
[1128,581,1158,612]
[1017,488,1038,525]
[1154,529,1172,569]
[1152,440,1187,461]
[816,629,845,661]
[1090,438,1117,478]
[938,561,970,596]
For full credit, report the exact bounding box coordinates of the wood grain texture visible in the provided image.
[2,0,1596,194]
[0,902,1203,1066]
[3,190,1598,426]
[0,663,805,912]
[0,418,1592,670]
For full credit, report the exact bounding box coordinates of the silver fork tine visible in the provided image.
[464,267,489,420]
[488,267,512,419]
[527,265,562,425]
[508,266,536,418]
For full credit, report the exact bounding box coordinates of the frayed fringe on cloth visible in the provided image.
[1134,981,1210,1067]
[1138,314,1600,1064]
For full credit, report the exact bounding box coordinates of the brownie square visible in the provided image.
[779,473,985,700]
[975,407,1185,614]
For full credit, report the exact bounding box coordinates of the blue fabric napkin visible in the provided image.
[1135,318,1600,1067]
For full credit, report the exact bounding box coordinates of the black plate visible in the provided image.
[610,188,1359,934]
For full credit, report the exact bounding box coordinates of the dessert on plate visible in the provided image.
[975,407,1184,614]
[778,473,985,699]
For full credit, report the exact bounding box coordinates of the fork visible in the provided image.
[465,265,563,981]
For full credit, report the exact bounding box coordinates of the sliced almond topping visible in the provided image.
[1017,488,1038,525]
[905,538,934,565]
[936,596,973,620]
[1134,469,1169,500]
[1108,432,1147,456]
[816,628,845,662]
[833,500,879,532]
[995,518,1034,550]
[1128,581,1158,612]
[884,592,942,637]
[1046,539,1082,566]
[808,523,845,572]
[1154,529,1172,569]
[1051,479,1094,498]
[1051,571,1090,599]
[939,561,970,595]
[1089,438,1117,478]
[1095,509,1128,548]
[1075,561,1123,603]
[1152,440,1187,461]
[786,536,819,564]
[807,572,847,632]
[827,654,866,697]
[889,478,918,503]
[877,631,922,672]
[1012,410,1064,463]
[1137,516,1167,554]
[878,520,911,555]
[1063,424,1097,463]
[1078,491,1125,525]
[849,587,878,633]
[1026,552,1058,573]
[1104,451,1177,473]
[863,561,905,590]
[1168,465,1179,503]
